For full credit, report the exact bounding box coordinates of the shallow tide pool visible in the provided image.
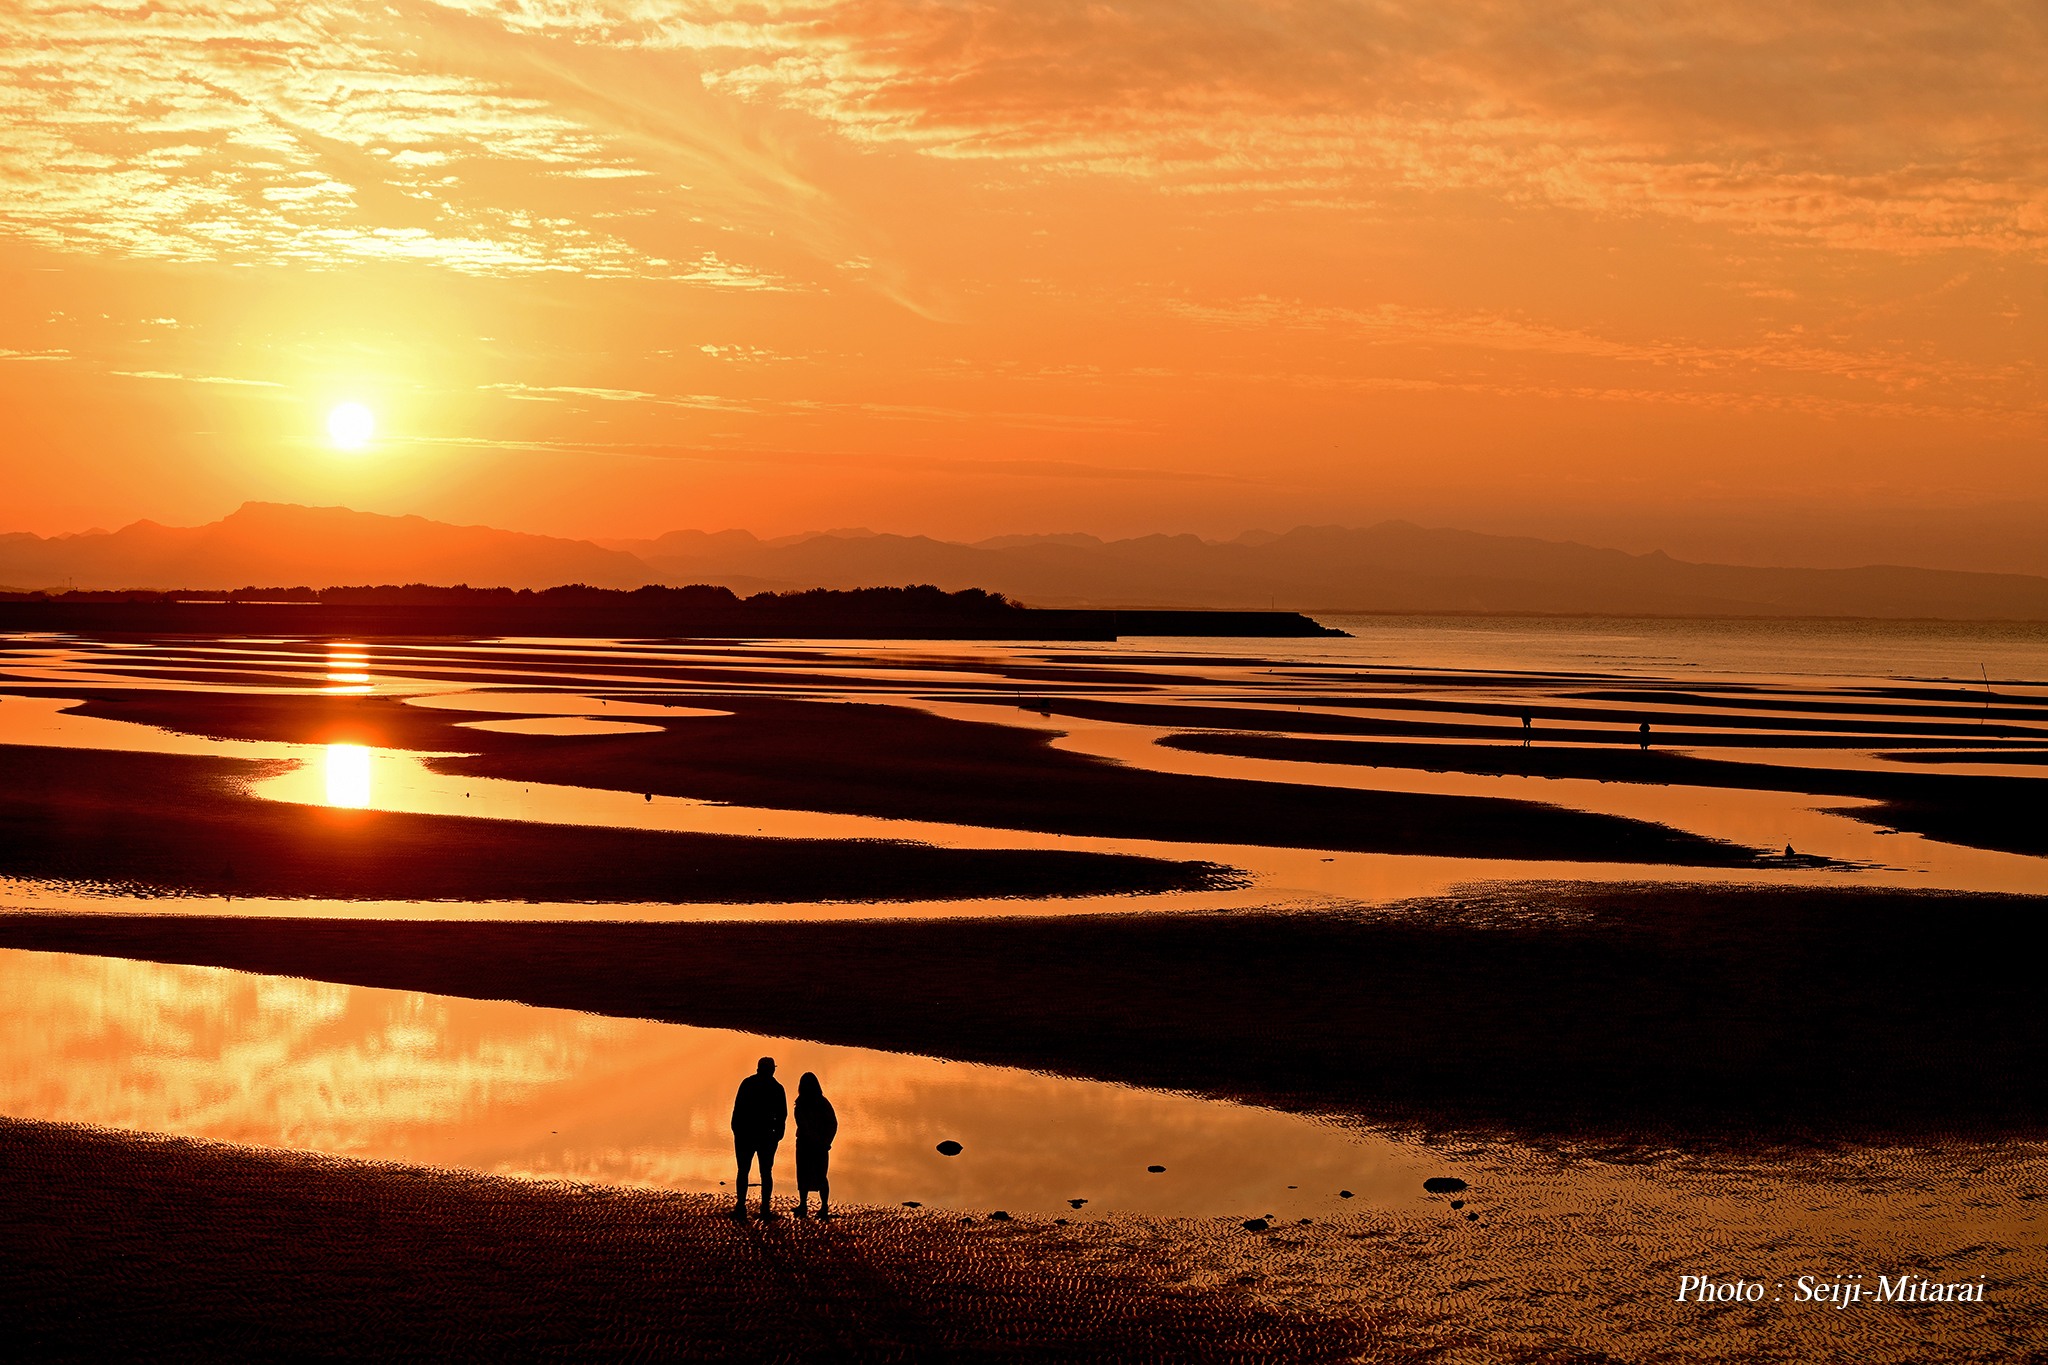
[1,947,1436,1223]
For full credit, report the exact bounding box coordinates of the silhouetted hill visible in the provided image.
[9,505,2048,619]
[603,522,2048,619]
[0,503,652,592]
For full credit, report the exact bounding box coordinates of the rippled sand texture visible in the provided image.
[6,1116,2037,1364]
[1,1118,1373,1362]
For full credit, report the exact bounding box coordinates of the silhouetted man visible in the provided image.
[731,1056,787,1218]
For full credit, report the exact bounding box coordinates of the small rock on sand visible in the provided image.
[1147,1165,1166,1173]
[936,1141,963,1156]
[1243,1219,1270,1231]
[1424,1177,1468,1194]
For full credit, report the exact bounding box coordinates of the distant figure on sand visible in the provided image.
[795,1072,839,1219]
[1520,710,1532,746]
[731,1056,787,1218]
[1639,720,1650,750]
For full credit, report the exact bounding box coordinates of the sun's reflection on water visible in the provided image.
[323,643,372,693]
[325,744,371,808]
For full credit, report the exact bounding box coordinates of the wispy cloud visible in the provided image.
[675,0,2048,255]
[474,380,1144,432]
[1148,289,2047,429]
[112,370,285,387]
[479,382,754,411]
[407,434,1247,481]
[10,1,2036,279]
[0,0,802,280]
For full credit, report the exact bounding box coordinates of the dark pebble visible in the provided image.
[1338,1190,1353,1198]
[1451,1200,1465,1210]
[902,1201,921,1208]
[1467,1212,1479,1221]
[1242,1219,1270,1232]
[936,1141,963,1156]
[989,1210,1012,1221]
[1423,1177,1469,1194]
[1147,1165,1166,1173]
[1068,1199,1087,1208]
[1054,1218,1070,1226]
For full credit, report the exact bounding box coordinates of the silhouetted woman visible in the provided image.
[794,1071,838,1219]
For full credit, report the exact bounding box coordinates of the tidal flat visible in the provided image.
[2,620,2044,1360]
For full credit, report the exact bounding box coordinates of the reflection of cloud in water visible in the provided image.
[0,950,1431,1220]
[2,951,619,1152]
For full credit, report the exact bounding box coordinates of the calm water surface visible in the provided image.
[2,948,1431,1222]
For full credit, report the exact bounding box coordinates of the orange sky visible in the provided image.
[3,1,2044,570]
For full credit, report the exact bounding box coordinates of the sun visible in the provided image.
[327,402,375,449]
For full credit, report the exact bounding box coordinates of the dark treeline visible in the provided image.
[0,582,1024,615]
[0,584,1341,636]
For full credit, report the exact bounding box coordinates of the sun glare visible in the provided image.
[327,402,375,449]
[325,743,371,808]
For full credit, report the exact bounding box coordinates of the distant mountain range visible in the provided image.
[2,503,649,593]
[7,502,2048,620]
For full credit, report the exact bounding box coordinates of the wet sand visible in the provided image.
[0,744,1233,903]
[49,690,1770,867]
[1163,733,2048,859]
[0,1118,1374,1362]
[5,885,2037,1143]
[1030,693,2048,748]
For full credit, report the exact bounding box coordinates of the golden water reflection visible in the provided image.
[0,949,1433,1220]
[325,744,371,808]
[454,717,665,736]
[322,644,372,694]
